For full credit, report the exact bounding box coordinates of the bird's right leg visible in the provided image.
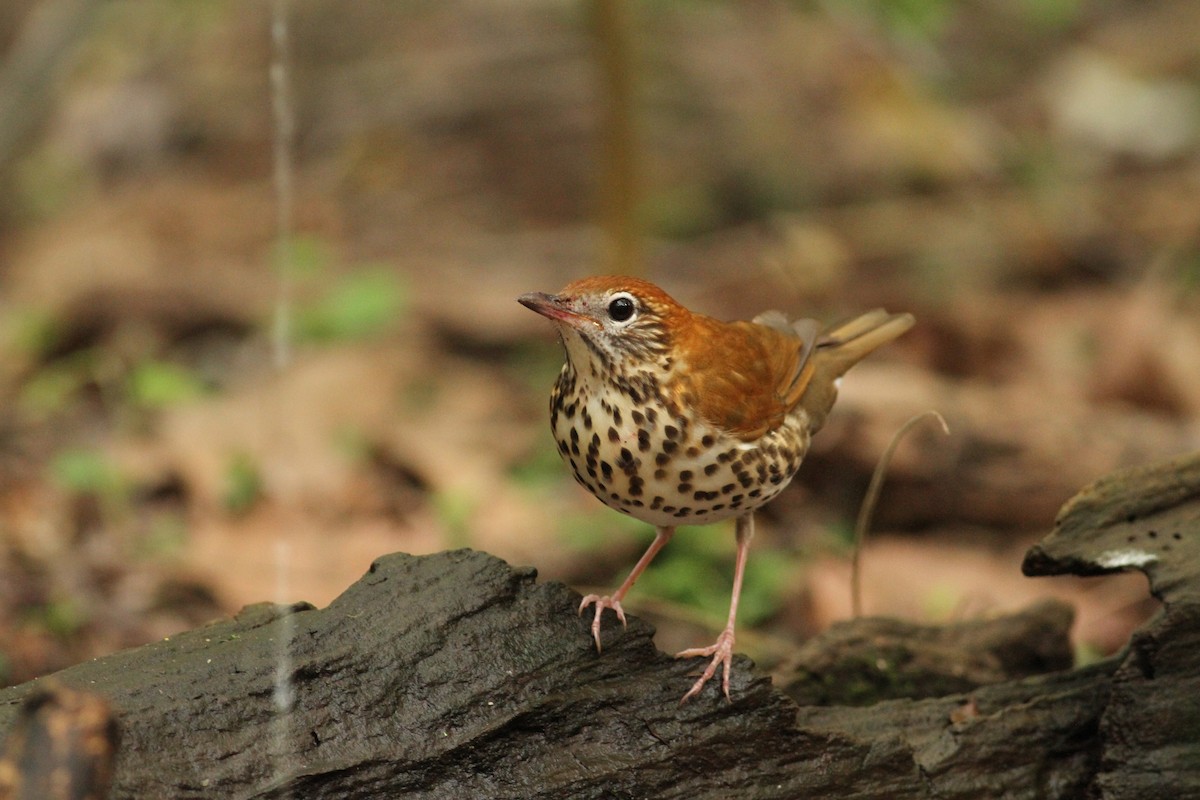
[579,526,674,651]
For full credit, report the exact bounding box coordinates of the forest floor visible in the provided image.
[0,0,1198,689]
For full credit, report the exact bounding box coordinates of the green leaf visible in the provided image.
[273,234,333,278]
[223,452,263,515]
[50,449,123,496]
[127,360,208,409]
[296,270,407,343]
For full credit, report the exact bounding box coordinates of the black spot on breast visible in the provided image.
[704,464,719,476]
[664,425,680,440]
[721,483,736,494]
[701,434,715,447]
[601,461,613,480]
[679,470,693,481]
[678,482,693,493]
[646,407,658,424]
[570,428,580,444]
[613,407,622,426]
[608,427,620,443]
[654,468,667,480]
[655,453,670,467]
[650,496,664,510]
[557,440,570,455]
[662,441,678,454]
[662,505,676,513]
[748,489,762,498]
[686,446,700,458]
[637,429,652,452]
[631,409,645,425]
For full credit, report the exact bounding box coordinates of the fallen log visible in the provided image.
[0,452,1196,799]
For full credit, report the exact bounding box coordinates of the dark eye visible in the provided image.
[607,295,636,323]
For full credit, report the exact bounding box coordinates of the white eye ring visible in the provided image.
[606,292,638,325]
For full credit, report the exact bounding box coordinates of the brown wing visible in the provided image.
[670,314,816,441]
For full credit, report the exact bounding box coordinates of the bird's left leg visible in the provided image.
[579,526,674,651]
[677,513,754,703]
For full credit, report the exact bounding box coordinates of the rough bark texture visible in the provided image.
[776,598,1075,706]
[0,452,1197,799]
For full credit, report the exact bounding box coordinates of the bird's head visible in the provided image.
[518,275,685,376]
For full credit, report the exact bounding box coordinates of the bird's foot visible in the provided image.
[578,594,627,652]
[676,627,736,703]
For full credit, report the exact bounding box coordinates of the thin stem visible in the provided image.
[270,0,295,370]
[851,410,950,617]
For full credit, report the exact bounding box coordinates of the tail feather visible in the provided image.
[817,309,914,377]
[800,308,914,430]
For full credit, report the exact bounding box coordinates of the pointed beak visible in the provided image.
[518,292,591,327]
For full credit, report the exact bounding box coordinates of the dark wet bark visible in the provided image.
[1,452,1197,799]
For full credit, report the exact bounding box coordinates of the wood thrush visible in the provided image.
[519,275,913,702]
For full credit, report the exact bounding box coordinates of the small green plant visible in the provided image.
[136,509,189,559]
[19,360,90,419]
[50,448,125,498]
[273,234,334,279]
[126,360,208,410]
[296,270,408,343]
[4,308,63,357]
[432,489,476,549]
[636,526,795,627]
[508,441,570,490]
[223,452,263,515]
[558,507,645,554]
[39,597,86,638]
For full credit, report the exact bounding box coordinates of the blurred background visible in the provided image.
[0,0,1198,689]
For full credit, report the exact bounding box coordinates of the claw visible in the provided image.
[578,594,627,652]
[676,628,736,703]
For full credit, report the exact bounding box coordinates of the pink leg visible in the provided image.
[677,513,754,703]
[579,526,674,651]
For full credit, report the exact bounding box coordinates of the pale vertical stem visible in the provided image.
[591,0,641,274]
[270,0,295,370]
[271,540,296,796]
[268,2,296,793]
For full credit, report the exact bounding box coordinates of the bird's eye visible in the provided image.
[607,294,636,323]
